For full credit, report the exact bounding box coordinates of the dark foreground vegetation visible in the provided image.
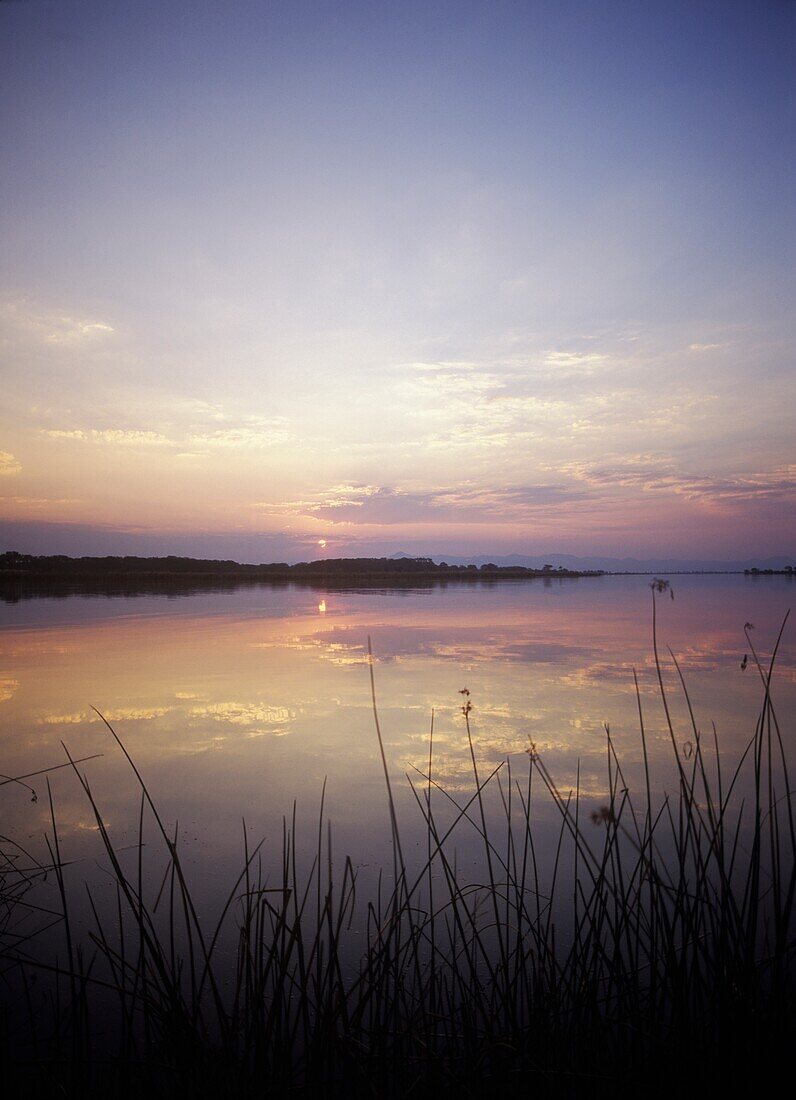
[1,589,793,1098]
[0,550,600,601]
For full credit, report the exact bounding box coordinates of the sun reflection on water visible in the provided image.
[0,575,792,870]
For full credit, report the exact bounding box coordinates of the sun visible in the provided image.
[317,539,327,548]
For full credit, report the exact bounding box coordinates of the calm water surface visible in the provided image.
[1,574,793,894]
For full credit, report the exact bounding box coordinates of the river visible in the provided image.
[1,572,793,912]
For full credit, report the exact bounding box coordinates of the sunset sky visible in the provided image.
[1,0,793,562]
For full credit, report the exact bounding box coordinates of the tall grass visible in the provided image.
[1,587,794,1097]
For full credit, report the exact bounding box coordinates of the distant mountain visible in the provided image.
[391,552,793,573]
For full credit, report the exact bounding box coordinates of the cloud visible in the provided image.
[255,482,591,526]
[543,350,609,372]
[37,711,89,726]
[0,678,19,703]
[559,455,796,505]
[0,451,21,476]
[45,320,115,343]
[257,484,382,517]
[4,496,80,507]
[101,706,174,721]
[380,354,716,463]
[188,701,294,735]
[2,301,114,344]
[42,429,171,447]
[38,411,293,455]
[188,418,291,449]
[672,470,796,505]
[36,705,173,725]
[399,361,504,401]
[258,625,597,670]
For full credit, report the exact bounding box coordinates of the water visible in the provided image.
[1,573,793,901]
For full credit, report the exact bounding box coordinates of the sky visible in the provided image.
[0,0,793,563]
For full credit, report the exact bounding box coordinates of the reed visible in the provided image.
[1,589,793,1097]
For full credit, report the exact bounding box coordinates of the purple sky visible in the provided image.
[1,1,793,562]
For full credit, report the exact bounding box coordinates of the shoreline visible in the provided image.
[1,553,791,601]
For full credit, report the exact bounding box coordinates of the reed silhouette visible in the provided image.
[1,588,793,1097]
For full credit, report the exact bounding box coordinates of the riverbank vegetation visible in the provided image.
[0,551,602,601]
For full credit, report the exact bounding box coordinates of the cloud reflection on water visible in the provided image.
[0,576,792,872]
